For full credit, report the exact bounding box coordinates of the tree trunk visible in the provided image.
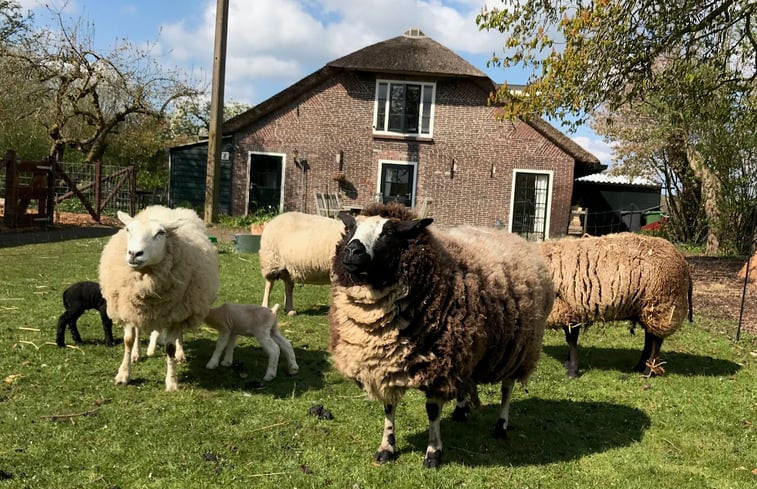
[687,144,722,254]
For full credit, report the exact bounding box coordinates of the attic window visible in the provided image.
[403,28,425,38]
[373,79,435,137]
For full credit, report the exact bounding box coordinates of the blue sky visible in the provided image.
[18,0,614,165]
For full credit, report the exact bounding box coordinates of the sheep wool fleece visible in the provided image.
[541,232,691,338]
[329,207,554,405]
[98,206,219,333]
[260,211,346,285]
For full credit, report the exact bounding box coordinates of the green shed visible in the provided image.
[572,173,662,235]
[168,138,233,214]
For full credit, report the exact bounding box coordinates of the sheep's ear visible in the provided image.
[396,218,433,237]
[337,211,356,230]
[163,220,183,234]
[117,211,133,226]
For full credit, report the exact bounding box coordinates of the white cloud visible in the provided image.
[572,135,616,167]
[156,0,511,104]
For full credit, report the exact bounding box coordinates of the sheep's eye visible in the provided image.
[155,230,166,238]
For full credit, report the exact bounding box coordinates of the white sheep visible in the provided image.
[98,205,219,391]
[259,211,345,315]
[203,302,299,381]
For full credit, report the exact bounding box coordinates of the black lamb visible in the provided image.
[56,281,114,347]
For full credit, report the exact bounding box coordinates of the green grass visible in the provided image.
[1,237,755,488]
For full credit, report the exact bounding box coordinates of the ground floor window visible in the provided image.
[378,160,417,207]
[510,170,552,240]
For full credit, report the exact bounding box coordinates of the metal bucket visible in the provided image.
[234,234,261,253]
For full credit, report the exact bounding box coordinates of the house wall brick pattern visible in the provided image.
[231,71,575,237]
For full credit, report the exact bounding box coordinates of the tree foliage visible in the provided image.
[477,0,756,126]
[592,57,756,253]
[479,0,757,253]
[168,97,252,144]
[0,0,29,44]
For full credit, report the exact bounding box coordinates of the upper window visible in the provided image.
[374,80,435,137]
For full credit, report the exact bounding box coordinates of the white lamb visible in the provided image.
[259,212,346,315]
[203,303,299,381]
[98,205,219,391]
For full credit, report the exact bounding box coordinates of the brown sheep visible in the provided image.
[737,250,756,285]
[329,203,554,468]
[540,233,692,378]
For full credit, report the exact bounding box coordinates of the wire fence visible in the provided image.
[583,206,662,236]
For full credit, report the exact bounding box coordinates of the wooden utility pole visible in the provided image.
[204,0,229,224]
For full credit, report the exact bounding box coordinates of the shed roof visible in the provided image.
[575,172,660,188]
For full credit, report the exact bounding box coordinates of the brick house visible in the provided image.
[173,29,602,239]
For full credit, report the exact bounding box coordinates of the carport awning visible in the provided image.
[575,173,660,188]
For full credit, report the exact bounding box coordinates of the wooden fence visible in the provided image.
[2,149,137,228]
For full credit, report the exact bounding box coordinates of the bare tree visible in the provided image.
[2,9,202,164]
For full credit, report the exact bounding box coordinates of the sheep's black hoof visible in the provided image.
[451,405,469,422]
[423,450,442,469]
[374,449,396,464]
[563,361,579,378]
[493,419,508,439]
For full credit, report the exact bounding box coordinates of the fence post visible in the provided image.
[3,150,18,227]
[94,160,102,222]
[129,166,136,216]
[44,155,56,226]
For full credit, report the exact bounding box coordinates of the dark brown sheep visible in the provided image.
[328,203,554,468]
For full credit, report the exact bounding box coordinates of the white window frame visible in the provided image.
[376,160,418,208]
[246,151,286,215]
[373,79,436,138]
[508,169,553,240]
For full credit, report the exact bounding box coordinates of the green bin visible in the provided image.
[644,211,663,225]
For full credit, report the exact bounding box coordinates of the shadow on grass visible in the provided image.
[291,304,330,316]
[405,398,650,467]
[543,344,741,377]
[0,225,117,248]
[178,337,329,398]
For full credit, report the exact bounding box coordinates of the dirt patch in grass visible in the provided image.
[687,255,756,334]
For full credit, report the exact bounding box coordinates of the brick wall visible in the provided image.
[230,71,576,237]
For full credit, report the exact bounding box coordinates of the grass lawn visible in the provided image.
[0,236,755,488]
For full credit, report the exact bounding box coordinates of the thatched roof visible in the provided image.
[224,67,335,133]
[224,29,495,134]
[327,28,489,79]
[524,116,602,167]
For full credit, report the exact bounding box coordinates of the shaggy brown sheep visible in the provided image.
[328,203,554,468]
[541,233,692,378]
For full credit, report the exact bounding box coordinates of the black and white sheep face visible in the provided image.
[343,216,388,274]
[339,213,433,283]
[118,211,170,270]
